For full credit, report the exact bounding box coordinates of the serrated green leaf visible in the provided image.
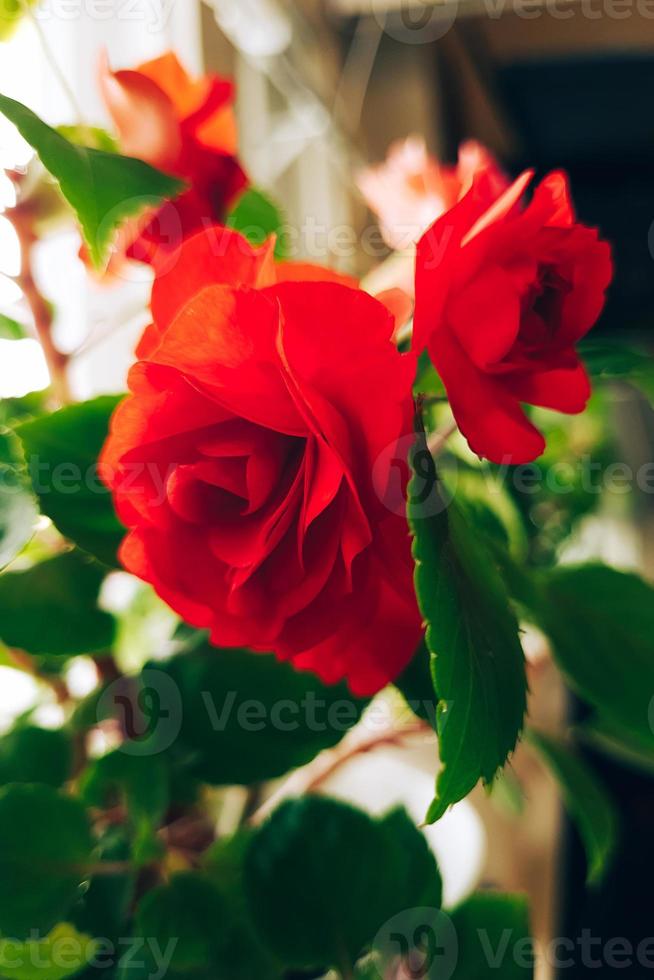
[394,639,438,728]
[0,725,72,787]
[0,550,115,657]
[538,564,654,752]
[0,94,185,267]
[0,784,94,940]
[245,797,441,973]
[408,424,527,822]
[0,923,98,980]
[150,644,367,785]
[226,187,288,258]
[526,729,617,885]
[18,396,125,566]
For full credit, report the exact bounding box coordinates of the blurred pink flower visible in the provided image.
[358,137,509,252]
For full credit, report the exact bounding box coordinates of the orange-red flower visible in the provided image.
[101,227,421,695]
[414,170,613,464]
[358,137,508,252]
[100,52,247,267]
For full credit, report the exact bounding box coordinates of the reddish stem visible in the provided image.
[12,208,71,404]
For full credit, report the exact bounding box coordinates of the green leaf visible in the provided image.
[0,428,38,570]
[0,94,185,267]
[150,644,367,785]
[71,826,135,943]
[133,873,228,975]
[538,564,654,752]
[414,350,446,398]
[0,784,94,939]
[79,750,169,831]
[203,831,283,980]
[244,796,441,973]
[0,550,115,657]
[447,893,533,979]
[408,424,527,822]
[226,187,288,259]
[0,923,98,980]
[394,639,438,728]
[0,313,27,339]
[378,807,442,910]
[0,725,72,787]
[57,125,119,154]
[581,341,654,406]
[18,396,125,566]
[0,0,37,41]
[526,729,617,885]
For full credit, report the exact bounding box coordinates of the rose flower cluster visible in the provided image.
[101,56,613,694]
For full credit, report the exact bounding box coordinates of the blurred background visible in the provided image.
[1,2,654,977]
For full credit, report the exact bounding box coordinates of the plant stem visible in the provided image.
[250,719,431,826]
[12,209,71,404]
[427,420,457,456]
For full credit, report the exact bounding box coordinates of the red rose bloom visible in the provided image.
[100,52,247,267]
[100,227,421,695]
[414,170,613,464]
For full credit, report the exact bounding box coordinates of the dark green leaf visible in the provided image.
[0,428,38,570]
[408,425,527,822]
[447,892,533,979]
[0,725,72,787]
[71,826,135,943]
[0,94,185,267]
[133,873,227,974]
[150,644,367,785]
[18,396,125,566]
[203,831,283,980]
[226,187,288,258]
[378,807,442,910]
[0,784,94,939]
[79,750,169,830]
[0,550,115,657]
[526,729,617,884]
[538,564,654,752]
[245,796,441,973]
[0,313,27,339]
[581,341,654,405]
[394,639,438,728]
